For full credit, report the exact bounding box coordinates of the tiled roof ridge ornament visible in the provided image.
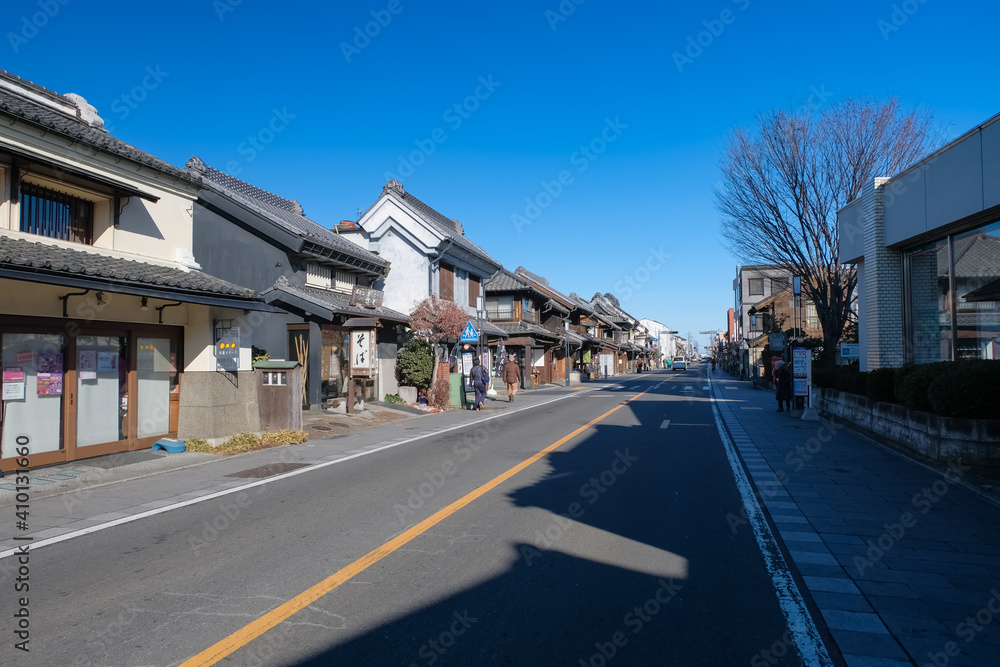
[383,179,405,196]
[275,275,290,286]
[289,199,304,216]
[185,156,206,175]
[63,93,104,129]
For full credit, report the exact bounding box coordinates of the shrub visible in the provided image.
[927,360,1000,419]
[896,362,951,412]
[384,393,404,403]
[396,338,433,389]
[865,368,897,403]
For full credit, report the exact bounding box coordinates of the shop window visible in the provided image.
[953,220,1000,361]
[137,337,177,438]
[20,182,93,244]
[76,335,128,446]
[906,238,952,363]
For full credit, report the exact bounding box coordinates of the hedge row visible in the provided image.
[814,360,1000,419]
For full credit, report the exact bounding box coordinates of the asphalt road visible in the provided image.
[3,368,812,666]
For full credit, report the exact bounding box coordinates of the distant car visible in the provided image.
[672,356,686,371]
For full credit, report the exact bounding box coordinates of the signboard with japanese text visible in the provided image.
[840,343,860,360]
[350,285,383,309]
[349,329,374,377]
[793,347,810,397]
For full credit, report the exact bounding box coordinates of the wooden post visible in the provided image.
[346,377,355,415]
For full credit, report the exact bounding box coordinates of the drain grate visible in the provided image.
[310,425,333,431]
[225,462,311,479]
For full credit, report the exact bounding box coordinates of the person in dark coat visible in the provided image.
[503,354,522,402]
[774,359,793,412]
[470,359,488,411]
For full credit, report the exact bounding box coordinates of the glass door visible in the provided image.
[137,337,176,438]
[76,335,128,447]
[1,332,65,458]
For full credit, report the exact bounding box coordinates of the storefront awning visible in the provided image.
[0,234,278,311]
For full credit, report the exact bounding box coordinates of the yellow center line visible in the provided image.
[180,390,648,666]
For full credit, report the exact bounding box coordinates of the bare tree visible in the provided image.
[717,97,935,362]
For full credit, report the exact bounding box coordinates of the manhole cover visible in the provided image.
[225,462,311,479]
[311,425,333,431]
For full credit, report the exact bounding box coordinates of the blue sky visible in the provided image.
[6,0,1000,349]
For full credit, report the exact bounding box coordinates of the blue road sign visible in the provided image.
[460,321,479,342]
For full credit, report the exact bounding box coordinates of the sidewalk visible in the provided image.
[0,381,605,555]
[711,372,1000,667]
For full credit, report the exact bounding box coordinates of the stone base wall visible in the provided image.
[817,388,1000,464]
[178,370,261,444]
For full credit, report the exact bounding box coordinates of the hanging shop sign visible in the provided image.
[349,329,374,377]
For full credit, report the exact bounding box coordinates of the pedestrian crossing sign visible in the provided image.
[460,322,479,342]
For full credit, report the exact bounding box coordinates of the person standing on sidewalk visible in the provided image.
[504,354,522,402]
[774,360,793,412]
[470,358,488,411]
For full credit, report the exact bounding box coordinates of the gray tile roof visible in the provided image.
[192,160,389,273]
[0,234,257,298]
[484,268,530,292]
[492,321,564,341]
[0,70,195,184]
[265,279,410,322]
[372,181,501,269]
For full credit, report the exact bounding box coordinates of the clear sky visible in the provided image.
[6,0,1000,349]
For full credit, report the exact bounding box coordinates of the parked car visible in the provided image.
[673,356,686,371]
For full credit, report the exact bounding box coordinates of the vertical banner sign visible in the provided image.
[792,347,810,397]
[215,326,240,372]
[350,329,373,377]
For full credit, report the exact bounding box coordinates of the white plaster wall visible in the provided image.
[184,306,253,372]
[0,277,190,325]
[112,192,197,264]
[376,231,430,314]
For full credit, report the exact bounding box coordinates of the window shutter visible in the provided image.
[439,262,454,301]
[469,274,480,308]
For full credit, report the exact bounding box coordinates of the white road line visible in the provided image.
[660,420,670,429]
[707,376,834,667]
[0,387,603,560]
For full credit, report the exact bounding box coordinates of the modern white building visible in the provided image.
[838,113,1000,370]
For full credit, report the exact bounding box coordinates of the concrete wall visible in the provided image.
[818,388,1000,464]
[177,369,261,443]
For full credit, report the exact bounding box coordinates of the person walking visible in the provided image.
[774,359,793,412]
[470,358,488,411]
[711,357,716,373]
[503,354,522,403]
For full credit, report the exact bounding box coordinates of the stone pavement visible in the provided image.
[0,380,607,555]
[711,371,1000,667]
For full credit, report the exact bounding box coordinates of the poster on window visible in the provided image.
[3,366,25,401]
[36,351,63,395]
[79,349,97,380]
[97,350,118,372]
[349,329,373,377]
